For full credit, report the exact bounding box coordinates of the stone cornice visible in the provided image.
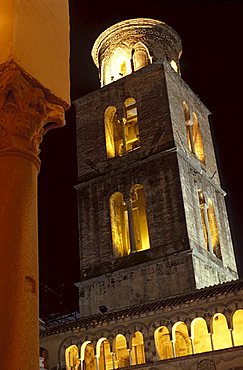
[0,61,66,157]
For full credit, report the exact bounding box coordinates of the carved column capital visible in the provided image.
[0,62,66,156]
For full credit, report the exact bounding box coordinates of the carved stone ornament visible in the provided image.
[0,62,65,155]
[197,359,216,370]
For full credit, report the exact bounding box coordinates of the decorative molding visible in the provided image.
[0,62,65,156]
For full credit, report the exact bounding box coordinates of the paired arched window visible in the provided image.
[109,185,150,257]
[183,102,205,163]
[65,345,80,370]
[104,98,140,158]
[198,190,221,259]
[131,331,145,365]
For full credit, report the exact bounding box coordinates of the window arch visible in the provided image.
[81,342,96,370]
[65,345,80,370]
[154,326,173,360]
[211,313,232,350]
[191,317,212,353]
[131,331,145,365]
[232,309,243,346]
[114,334,130,368]
[104,106,123,158]
[132,42,151,71]
[110,192,130,257]
[131,185,150,251]
[97,338,113,370]
[123,98,140,152]
[183,102,205,163]
[172,322,192,357]
[198,190,221,259]
[208,198,221,259]
[109,47,131,83]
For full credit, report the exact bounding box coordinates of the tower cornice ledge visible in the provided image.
[0,61,66,161]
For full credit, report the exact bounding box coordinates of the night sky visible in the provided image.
[38,1,243,318]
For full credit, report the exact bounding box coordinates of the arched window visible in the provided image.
[123,98,140,152]
[191,318,212,354]
[211,313,232,350]
[97,338,113,370]
[131,185,150,251]
[208,198,221,259]
[65,345,80,370]
[170,60,178,72]
[104,106,123,158]
[131,331,145,365]
[39,347,49,370]
[154,326,173,360]
[81,342,96,370]
[183,103,205,163]
[172,322,192,357]
[114,334,130,368]
[132,42,151,71]
[109,47,131,82]
[198,191,221,259]
[232,309,243,346]
[110,192,130,257]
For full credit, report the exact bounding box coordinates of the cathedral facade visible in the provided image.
[40,18,243,370]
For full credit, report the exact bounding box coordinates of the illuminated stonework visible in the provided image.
[92,18,182,86]
[0,62,65,156]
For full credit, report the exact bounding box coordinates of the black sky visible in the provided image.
[38,1,243,318]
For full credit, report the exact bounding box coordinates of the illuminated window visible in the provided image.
[114,334,130,368]
[154,326,173,360]
[132,42,151,71]
[172,322,192,357]
[208,198,221,259]
[104,99,139,158]
[131,331,145,365]
[123,98,140,152]
[110,192,130,257]
[104,106,123,158]
[232,309,243,346]
[97,338,113,370]
[211,313,232,350]
[65,345,80,370]
[131,185,150,251]
[191,318,212,353]
[81,342,96,370]
[183,102,205,163]
[198,190,221,259]
[170,60,178,72]
[109,48,131,83]
[110,185,150,257]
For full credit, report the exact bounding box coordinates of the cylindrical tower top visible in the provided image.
[91,18,182,87]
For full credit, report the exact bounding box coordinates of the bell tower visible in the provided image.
[75,18,238,318]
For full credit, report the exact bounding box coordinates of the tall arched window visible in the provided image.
[172,322,192,357]
[123,98,140,152]
[211,313,232,350]
[131,185,150,251]
[104,106,123,158]
[132,42,151,71]
[109,47,131,82]
[81,342,96,370]
[114,334,130,368]
[97,338,113,370]
[65,345,80,370]
[154,326,173,360]
[232,309,243,346]
[198,190,221,259]
[183,102,205,163]
[131,331,145,365]
[110,192,130,257]
[191,318,212,354]
[208,198,221,259]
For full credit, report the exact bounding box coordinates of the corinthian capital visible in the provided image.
[0,62,66,155]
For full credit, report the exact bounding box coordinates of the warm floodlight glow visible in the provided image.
[114,334,130,367]
[131,331,146,364]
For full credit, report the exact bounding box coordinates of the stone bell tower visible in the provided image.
[75,18,238,318]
